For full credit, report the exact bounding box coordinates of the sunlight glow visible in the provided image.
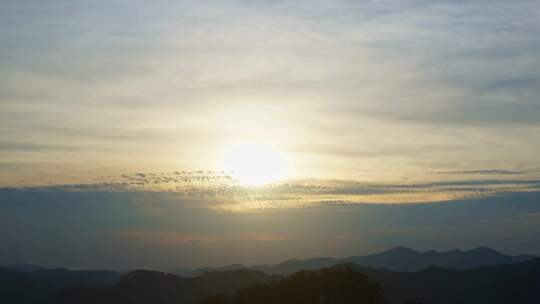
[219,141,289,186]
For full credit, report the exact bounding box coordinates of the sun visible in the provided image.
[219,141,289,186]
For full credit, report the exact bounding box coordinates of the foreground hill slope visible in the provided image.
[199,267,383,304]
[346,257,540,304]
[51,269,278,304]
[0,268,121,304]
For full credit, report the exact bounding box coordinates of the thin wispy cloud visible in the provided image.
[435,170,525,175]
[1,0,539,184]
[1,0,539,270]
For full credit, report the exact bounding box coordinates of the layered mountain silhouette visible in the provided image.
[199,259,540,304]
[181,264,247,278]
[51,269,277,304]
[169,246,535,276]
[51,258,540,304]
[1,247,537,304]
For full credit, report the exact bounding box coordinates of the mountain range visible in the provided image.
[169,246,535,276]
[1,246,537,304]
[49,258,540,304]
[51,269,277,304]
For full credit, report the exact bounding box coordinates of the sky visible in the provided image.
[1,0,540,269]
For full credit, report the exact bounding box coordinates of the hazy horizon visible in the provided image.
[3,244,533,271]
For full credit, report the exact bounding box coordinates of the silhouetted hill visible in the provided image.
[197,259,540,304]
[169,247,535,277]
[0,268,121,304]
[342,257,540,304]
[174,264,247,277]
[250,257,337,275]
[166,266,194,277]
[50,258,540,304]
[53,268,279,304]
[2,250,538,304]
[198,267,383,304]
[4,263,45,272]
[245,246,535,274]
[346,246,535,272]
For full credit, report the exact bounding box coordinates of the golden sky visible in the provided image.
[1,0,539,189]
[1,1,540,269]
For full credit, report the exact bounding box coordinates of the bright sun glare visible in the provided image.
[219,141,289,186]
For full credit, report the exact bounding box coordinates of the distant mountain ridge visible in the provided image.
[184,264,246,277]
[4,263,45,272]
[344,246,535,272]
[2,255,540,304]
[55,258,540,304]
[169,246,536,276]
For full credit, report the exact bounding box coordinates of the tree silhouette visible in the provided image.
[198,267,383,304]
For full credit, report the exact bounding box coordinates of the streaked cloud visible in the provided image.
[435,170,525,175]
[1,0,539,184]
[1,0,539,270]
[11,171,540,212]
[110,229,289,245]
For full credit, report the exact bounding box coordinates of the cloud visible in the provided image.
[110,230,289,246]
[0,141,80,152]
[435,170,525,175]
[11,172,539,212]
[1,1,539,194]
